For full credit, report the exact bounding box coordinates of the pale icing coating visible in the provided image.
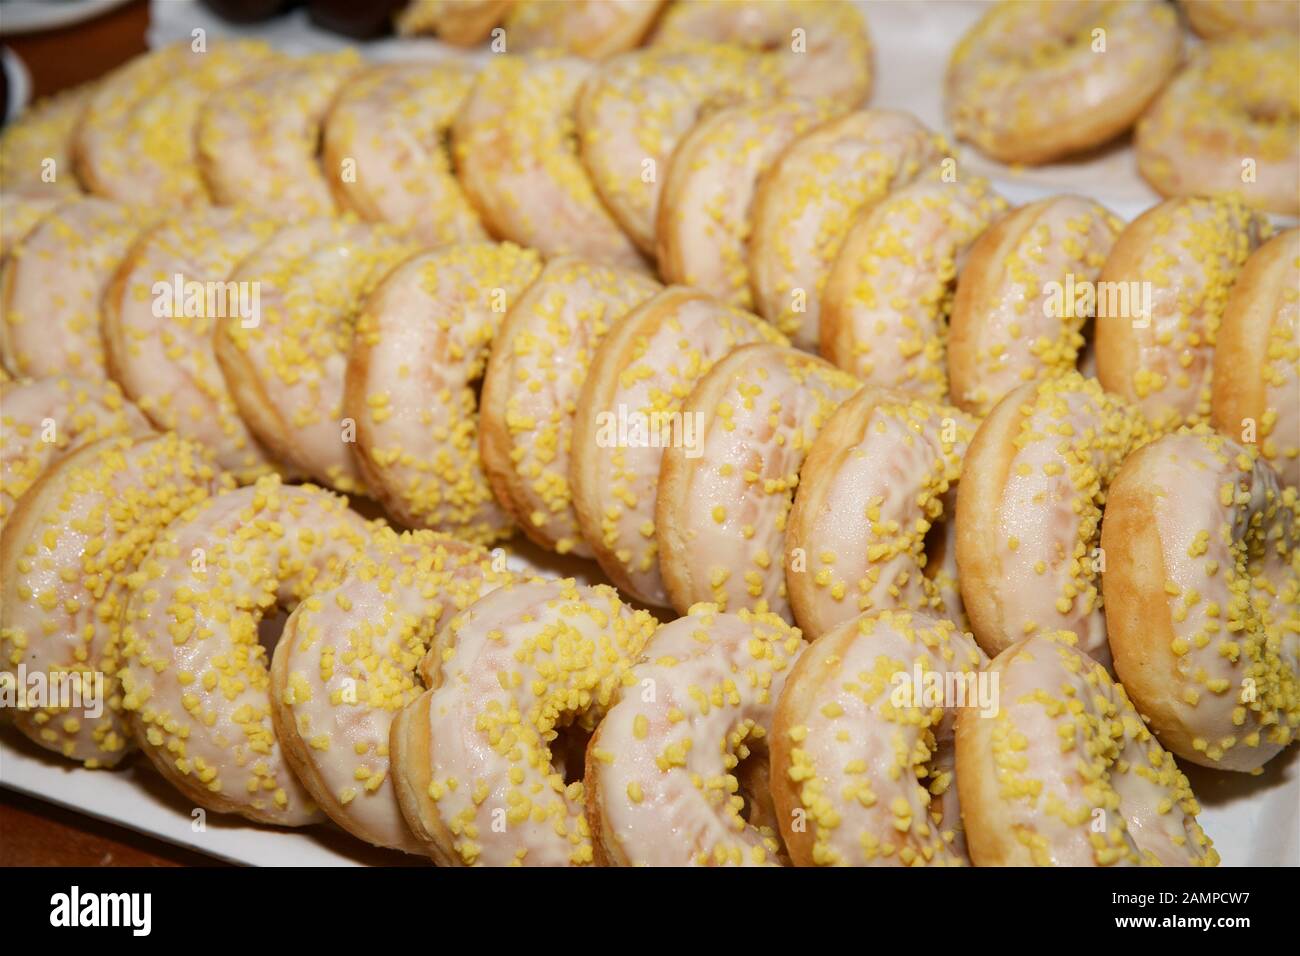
[120,476,376,825]
[774,609,985,866]
[0,193,60,259]
[658,343,859,620]
[504,0,664,58]
[348,241,542,544]
[748,109,946,349]
[589,604,804,866]
[1,434,221,766]
[0,85,93,196]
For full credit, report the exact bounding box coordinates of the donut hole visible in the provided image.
[551,718,595,787]
[732,738,779,832]
[257,606,291,658]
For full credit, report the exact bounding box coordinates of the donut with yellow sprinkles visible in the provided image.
[948,195,1124,416]
[119,476,377,824]
[0,84,94,197]
[322,62,485,247]
[1180,0,1300,39]
[479,256,661,557]
[786,388,977,642]
[390,579,658,865]
[587,603,805,866]
[1094,195,1270,431]
[955,632,1219,866]
[570,286,787,607]
[945,0,1182,165]
[1102,427,1299,772]
[270,527,514,853]
[748,109,947,349]
[821,176,1007,400]
[1211,228,1300,490]
[772,609,986,866]
[503,0,664,58]
[346,241,541,543]
[1,433,223,767]
[656,343,859,620]
[453,53,646,271]
[956,371,1152,666]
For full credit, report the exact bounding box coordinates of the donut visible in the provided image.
[1095,195,1270,431]
[656,99,827,309]
[955,632,1219,866]
[0,198,151,380]
[1102,428,1299,772]
[72,40,277,206]
[119,476,376,825]
[103,207,280,479]
[820,176,1007,399]
[346,241,542,543]
[1181,0,1300,41]
[452,53,646,270]
[570,287,786,607]
[1212,228,1300,489]
[656,343,859,620]
[956,371,1152,667]
[586,604,804,866]
[504,0,665,58]
[945,0,1182,165]
[394,0,510,44]
[270,527,514,852]
[0,84,94,197]
[1,375,151,529]
[1136,36,1300,217]
[771,609,986,866]
[786,388,977,642]
[577,43,781,254]
[478,256,661,557]
[216,219,418,494]
[948,196,1124,416]
[651,0,872,108]
[390,579,658,865]
[196,51,362,219]
[0,433,222,767]
[322,62,485,247]
[748,109,947,350]
[0,193,60,259]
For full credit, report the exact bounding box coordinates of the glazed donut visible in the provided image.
[0,433,221,767]
[346,241,542,543]
[103,207,280,479]
[0,198,150,380]
[479,256,661,556]
[656,99,826,309]
[73,40,277,206]
[1102,428,1299,772]
[196,51,362,219]
[748,109,947,350]
[119,476,376,824]
[1181,0,1300,41]
[656,343,859,620]
[216,219,418,494]
[1136,36,1300,217]
[271,527,513,853]
[586,604,804,866]
[948,196,1124,416]
[651,0,873,108]
[570,287,786,607]
[390,579,658,865]
[504,0,664,58]
[577,43,781,254]
[452,53,646,270]
[323,62,486,247]
[394,0,510,44]
[945,0,1182,165]
[956,371,1152,666]
[955,632,1219,866]
[0,85,94,197]
[0,194,60,259]
[1095,195,1270,431]
[771,609,986,866]
[1212,228,1300,489]
[786,388,977,642]
[1,375,151,528]
[821,176,1007,400]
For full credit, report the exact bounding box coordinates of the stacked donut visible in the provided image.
[2,1,1298,867]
